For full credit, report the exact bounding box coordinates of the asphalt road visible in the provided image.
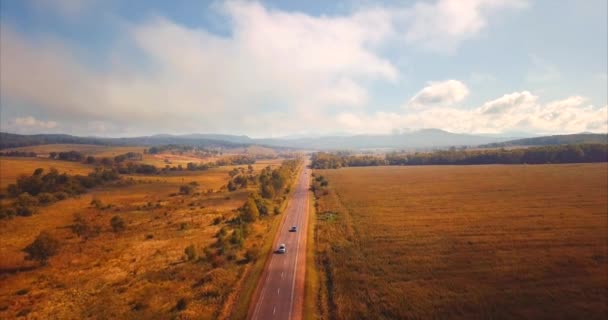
[248,164,311,320]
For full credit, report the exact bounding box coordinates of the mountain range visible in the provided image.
[1,130,606,151]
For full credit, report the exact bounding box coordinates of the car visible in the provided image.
[277,243,287,254]
[289,226,297,232]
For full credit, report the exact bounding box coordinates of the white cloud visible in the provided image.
[400,0,528,52]
[478,91,536,115]
[12,116,58,129]
[0,2,399,136]
[407,80,469,108]
[337,90,607,134]
[2,1,602,138]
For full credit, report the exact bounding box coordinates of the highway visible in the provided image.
[248,164,311,320]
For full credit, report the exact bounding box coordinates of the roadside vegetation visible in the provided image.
[310,164,608,319]
[0,143,300,319]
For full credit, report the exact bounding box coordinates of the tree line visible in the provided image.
[311,144,608,169]
[1,167,121,219]
[0,150,38,157]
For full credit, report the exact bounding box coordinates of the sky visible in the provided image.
[0,0,606,138]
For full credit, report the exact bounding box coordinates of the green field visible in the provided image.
[311,164,608,319]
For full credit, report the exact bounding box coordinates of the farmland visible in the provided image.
[0,145,295,319]
[311,164,608,319]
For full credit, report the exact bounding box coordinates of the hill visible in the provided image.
[0,132,248,150]
[259,129,510,150]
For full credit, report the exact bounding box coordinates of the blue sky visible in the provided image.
[0,0,606,137]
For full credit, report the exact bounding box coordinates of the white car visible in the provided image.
[277,243,287,254]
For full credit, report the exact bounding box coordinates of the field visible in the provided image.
[0,157,93,189]
[312,164,608,319]
[0,146,290,319]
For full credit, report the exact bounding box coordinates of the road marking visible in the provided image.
[288,171,307,320]
[250,165,309,320]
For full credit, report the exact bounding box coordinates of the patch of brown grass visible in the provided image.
[0,157,92,189]
[0,159,278,319]
[312,164,608,319]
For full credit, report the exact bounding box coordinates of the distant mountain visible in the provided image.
[479,133,608,148]
[257,129,510,150]
[0,132,247,149]
[6,129,590,151]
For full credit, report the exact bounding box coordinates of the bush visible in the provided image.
[179,185,194,195]
[110,215,125,232]
[184,244,197,261]
[54,192,68,200]
[37,193,57,205]
[16,193,38,207]
[15,205,36,217]
[71,214,91,238]
[245,247,260,262]
[23,231,59,266]
[175,298,188,311]
[90,198,104,209]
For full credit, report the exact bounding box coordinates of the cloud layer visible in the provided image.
[1,0,605,137]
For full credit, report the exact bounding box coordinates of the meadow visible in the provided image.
[0,145,289,319]
[0,157,93,189]
[311,164,608,320]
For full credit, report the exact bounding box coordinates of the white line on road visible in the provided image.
[278,288,280,295]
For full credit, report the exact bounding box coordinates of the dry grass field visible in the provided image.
[3,144,145,157]
[312,164,608,320]
[0,157,93,190]
[0,147,289,319]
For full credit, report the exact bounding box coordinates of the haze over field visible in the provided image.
[1,0,607,138]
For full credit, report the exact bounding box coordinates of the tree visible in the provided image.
[179,184,194,195]
[23,231,59,266]
[184,244,197,261]
[110,215,125,232]
[241,197,260,222]
[71,214,91,239]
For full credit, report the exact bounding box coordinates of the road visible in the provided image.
[248,164,311,320]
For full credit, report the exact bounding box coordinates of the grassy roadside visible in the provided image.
[303,178,320,320]
[228,161,305,320]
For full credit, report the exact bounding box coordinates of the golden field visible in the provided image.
[0,147,288,319]
[311,164,608,320]
[0,157,93,190]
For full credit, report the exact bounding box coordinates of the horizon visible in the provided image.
[4,128,607,140]
[1,0,607,137]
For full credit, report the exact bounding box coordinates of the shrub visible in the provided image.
[175,298,188,311]
[179,184,194,195]
[184,244,197,261]
[15,205,36,217]
[245,247,260,262]
[37,192,57,205]
[110,215,125,232]
[23,231,59,266]
[54,192,68,200]
[90,198,104,209]
[71,214,91,238]
[16,193,38,207]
